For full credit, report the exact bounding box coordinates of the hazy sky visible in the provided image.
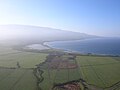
[0,0,120,37]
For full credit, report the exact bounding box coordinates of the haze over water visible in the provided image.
[46,38,120,55]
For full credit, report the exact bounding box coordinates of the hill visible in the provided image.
[0,25,98,45]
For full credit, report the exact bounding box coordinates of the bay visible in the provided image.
[45,38,120,55]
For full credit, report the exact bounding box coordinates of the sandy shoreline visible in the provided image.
[27,44,50,50]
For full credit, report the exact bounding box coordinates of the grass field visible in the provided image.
[0,45,48,90]
[37,55,120,90]
[76,56,120,88]
[0,68,37,90]
[0,45,120,90]
[0,45,48,68]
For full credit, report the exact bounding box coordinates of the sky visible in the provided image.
[0,0,120,37]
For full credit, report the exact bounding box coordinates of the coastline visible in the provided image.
[21,41,120,90]
[43,38,120,57]
[23,40,120,57]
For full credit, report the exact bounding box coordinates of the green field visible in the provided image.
[0,46,48,68]
[0,45,48,90]
[0,68,37,90]
[76,56,120,88]
[38,55,120,90]
[0,45,120,90]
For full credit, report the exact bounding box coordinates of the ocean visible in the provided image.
[45,37,120,55]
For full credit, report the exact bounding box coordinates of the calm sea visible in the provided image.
[46,38,120,55]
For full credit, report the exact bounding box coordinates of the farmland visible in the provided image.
[0,45,47,90]
[37,54,120,90]
[0,46,48,68]
[0,45,120,90]
[0,68,36,90]
[76,56,120,88]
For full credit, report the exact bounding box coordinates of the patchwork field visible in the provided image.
[0,45,120,90]
[38,54,120,90]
